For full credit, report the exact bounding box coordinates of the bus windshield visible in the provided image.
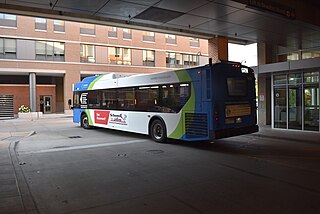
[227,77,248,97]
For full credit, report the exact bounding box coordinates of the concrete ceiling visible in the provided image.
[1,0,320,52]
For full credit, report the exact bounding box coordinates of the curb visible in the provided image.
[8,132,39,214]
[250,133,319,145]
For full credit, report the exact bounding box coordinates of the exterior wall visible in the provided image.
[254,58,320,132]
[208,36,228,63]
[0,84,56,113]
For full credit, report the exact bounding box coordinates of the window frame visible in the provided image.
[80,23,95,35]
[35,40,65,61]
[0,13,17,28]
[0,38,17,59]
[143,50,155,66]
[35,18,47,31]
[80,44,95,63]
[54,20,65,32]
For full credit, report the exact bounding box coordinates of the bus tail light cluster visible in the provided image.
[214,111,219,127]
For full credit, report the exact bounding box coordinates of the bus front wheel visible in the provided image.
[150,119,167,143]
[81,114,91,129]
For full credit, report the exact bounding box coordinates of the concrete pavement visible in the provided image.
[0,115,319,213]
[0,131,37,214]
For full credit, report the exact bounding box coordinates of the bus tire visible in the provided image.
[81,113,91,129]
[150,119,167,143]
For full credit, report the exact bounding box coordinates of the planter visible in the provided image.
[18,112,43,119]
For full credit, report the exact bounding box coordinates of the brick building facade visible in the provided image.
[0,14,208,114]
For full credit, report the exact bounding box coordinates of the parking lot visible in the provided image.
[1,117,320,214]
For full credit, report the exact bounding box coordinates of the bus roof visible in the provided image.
[73,61,251,92]
[73,65,209,91]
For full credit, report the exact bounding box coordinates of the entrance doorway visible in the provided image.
[273,72,319,132]
[40,96,52,113]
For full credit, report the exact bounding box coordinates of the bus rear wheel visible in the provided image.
[81,114,91,129]
[150,119,167,143]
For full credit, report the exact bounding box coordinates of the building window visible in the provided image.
[143,50,155,66]
[166,52,184,68]
[80,23,95,35]
[0,13,17,27]
[35,18,47,31]
[35,41,65,61]
[108,47,131,65]
[165,34,176,44]
[166,52,198,68]
[190,38,200,47]
[302,50,320,59]
[80,44,95,63]
[143,31,155,42]
[107,26,117,38]
[183,54,199,67]
[54,20,65,32]
[123,28,132,40]
[0,38,16,59]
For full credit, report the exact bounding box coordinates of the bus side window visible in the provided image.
[102,89,117,109]
[136,86,159,112]
[87,90,101,108]
[73,93,80,108]
[117,88,135,110]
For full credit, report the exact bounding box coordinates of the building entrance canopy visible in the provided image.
[1,0,320,52]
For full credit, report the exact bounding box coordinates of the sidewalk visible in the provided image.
[252,125,320,145]
[0,131,37,214]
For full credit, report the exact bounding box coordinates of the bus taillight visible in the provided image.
[214,111,219,127]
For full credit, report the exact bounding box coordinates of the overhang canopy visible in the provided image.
[1,0,320,52]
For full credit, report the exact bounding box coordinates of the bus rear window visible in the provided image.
[227,77,247,97]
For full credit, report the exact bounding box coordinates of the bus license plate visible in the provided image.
[225,104,251,117]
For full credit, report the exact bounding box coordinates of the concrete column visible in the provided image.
[257,42,272,126]
[64,69,80,115]
[29,72,37,112]
[258,42,278,64]
[208,36,228,62]
[257,42,267,65]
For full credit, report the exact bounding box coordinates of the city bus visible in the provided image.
[73,60,258,142]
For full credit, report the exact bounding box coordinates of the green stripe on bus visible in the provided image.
[175,69,192,82]
[85,109,93,125]
[169,70,195,139]
[88,75,104,90]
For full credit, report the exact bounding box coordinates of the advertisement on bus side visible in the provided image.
[94,110,128,126]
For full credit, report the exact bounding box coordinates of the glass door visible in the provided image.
[44,96,52,113]
[288,86,302,130]
[274,87,287,128]
[304,86,319,131]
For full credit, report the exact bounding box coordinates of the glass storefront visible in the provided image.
[273,71,319,132]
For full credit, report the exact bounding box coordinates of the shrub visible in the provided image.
[19,105,31,113]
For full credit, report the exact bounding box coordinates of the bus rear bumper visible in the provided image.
[213,125,259,139]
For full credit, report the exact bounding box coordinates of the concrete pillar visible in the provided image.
[257,42,267,65]
[29,72,37,112]
[208,36,228,62]
[64,69,80,115]
[258,42,278,64]
[257,43,272,126]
